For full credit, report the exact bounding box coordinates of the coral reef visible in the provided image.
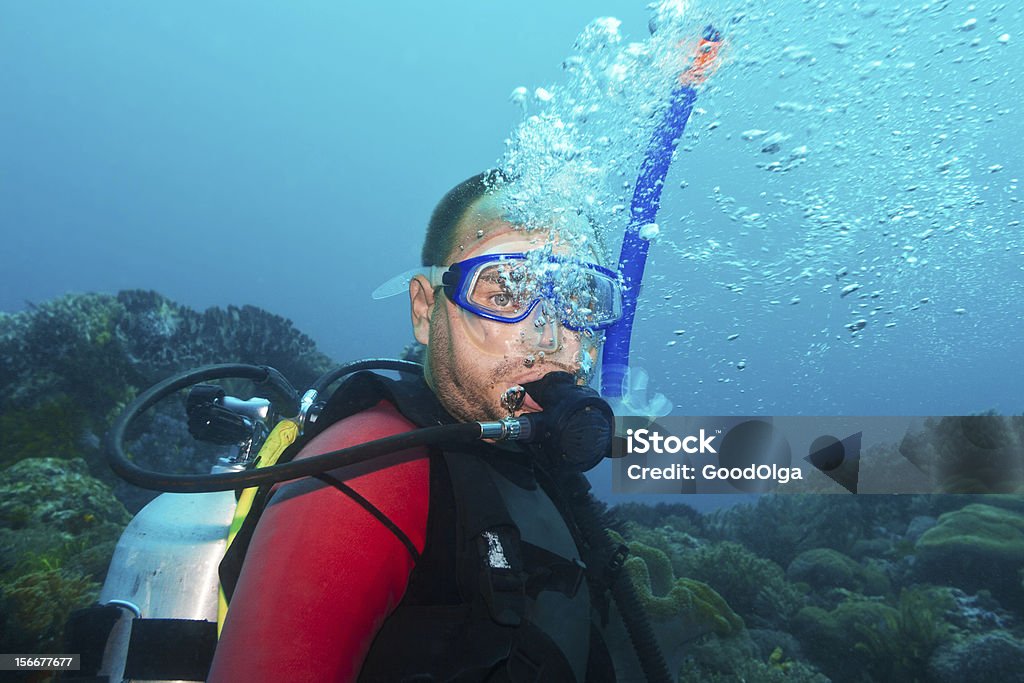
[928,631,1024,683]
[0,290,336,492]
[793,587,956,683]
[914,503,1024,603]
[612,502,705,535]
[0,395,90,469]
[4,289,1024,681]
[616,519,704,579]
[941,587,1017,634]
[609,493,1024,683]
[0,457,130,654]
[1,290,345,659]
[612,532,743,638]
[676,632,829,683]
[0,567,100,653]
[787,548,890,597]
[0,457,130,536]
[679,541,804,629]
[704,494,917,568]
[601,531,742,682]
[903,515,938,544]
[114,290,335,388]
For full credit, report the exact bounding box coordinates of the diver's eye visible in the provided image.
[490,292,513,308]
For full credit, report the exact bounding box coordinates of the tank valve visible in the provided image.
[186,384,272,467]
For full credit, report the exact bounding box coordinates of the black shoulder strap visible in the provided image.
[280,371,432,464]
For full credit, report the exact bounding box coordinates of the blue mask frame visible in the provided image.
[435,252,623,332]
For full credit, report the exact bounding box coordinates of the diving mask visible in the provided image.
[428,252,623,332]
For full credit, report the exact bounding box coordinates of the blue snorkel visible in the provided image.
[601,24,724,399]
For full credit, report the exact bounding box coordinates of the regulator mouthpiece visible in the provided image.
[521,372,614,473]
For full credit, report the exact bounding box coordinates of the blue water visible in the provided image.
[2,0,1021,431]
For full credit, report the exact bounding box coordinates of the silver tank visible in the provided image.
[94,489,238,682]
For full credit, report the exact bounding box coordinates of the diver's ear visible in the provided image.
[410,275,435,345]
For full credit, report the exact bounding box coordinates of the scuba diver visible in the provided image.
[207,170,637,682]
[68,26,723,681]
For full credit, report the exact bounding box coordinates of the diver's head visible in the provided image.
[410,172,620,422]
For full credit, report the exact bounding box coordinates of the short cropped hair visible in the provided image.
[421,169,509,267]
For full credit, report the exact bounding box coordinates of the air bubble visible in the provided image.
[639,223,660,240]
[509,86,529,108]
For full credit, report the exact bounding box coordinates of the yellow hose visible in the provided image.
[217,418,300,634]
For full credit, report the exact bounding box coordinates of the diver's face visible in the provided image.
[410,211,599,422]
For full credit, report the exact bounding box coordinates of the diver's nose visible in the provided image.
[529,299,561,350]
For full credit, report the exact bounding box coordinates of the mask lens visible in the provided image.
[456,254,622,330]
[467,262,538,318]
[554,267,622,330]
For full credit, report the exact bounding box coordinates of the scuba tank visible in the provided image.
[64,366,299,682]
[89,491,237,682]
[63,359,671,682]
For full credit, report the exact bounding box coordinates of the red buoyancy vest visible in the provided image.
[208,400,430,682]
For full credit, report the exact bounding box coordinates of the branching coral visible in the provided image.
[0,458,131,655]
[0,567,99,653]
[794,587,954,683]
[676,633,830,683]
[680,540,804,628]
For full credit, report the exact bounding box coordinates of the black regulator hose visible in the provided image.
[109,421,481,493]
[106,361,479,493]
[559,472,674,683]
[310,358,423,395]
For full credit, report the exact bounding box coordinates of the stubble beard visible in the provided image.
[426,302,589,422]
[426,307,503,422]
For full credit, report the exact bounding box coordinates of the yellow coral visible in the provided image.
[769,646,793,672]
[621,537,743,636]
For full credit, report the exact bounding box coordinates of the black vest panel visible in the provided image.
[312,373,612,683]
